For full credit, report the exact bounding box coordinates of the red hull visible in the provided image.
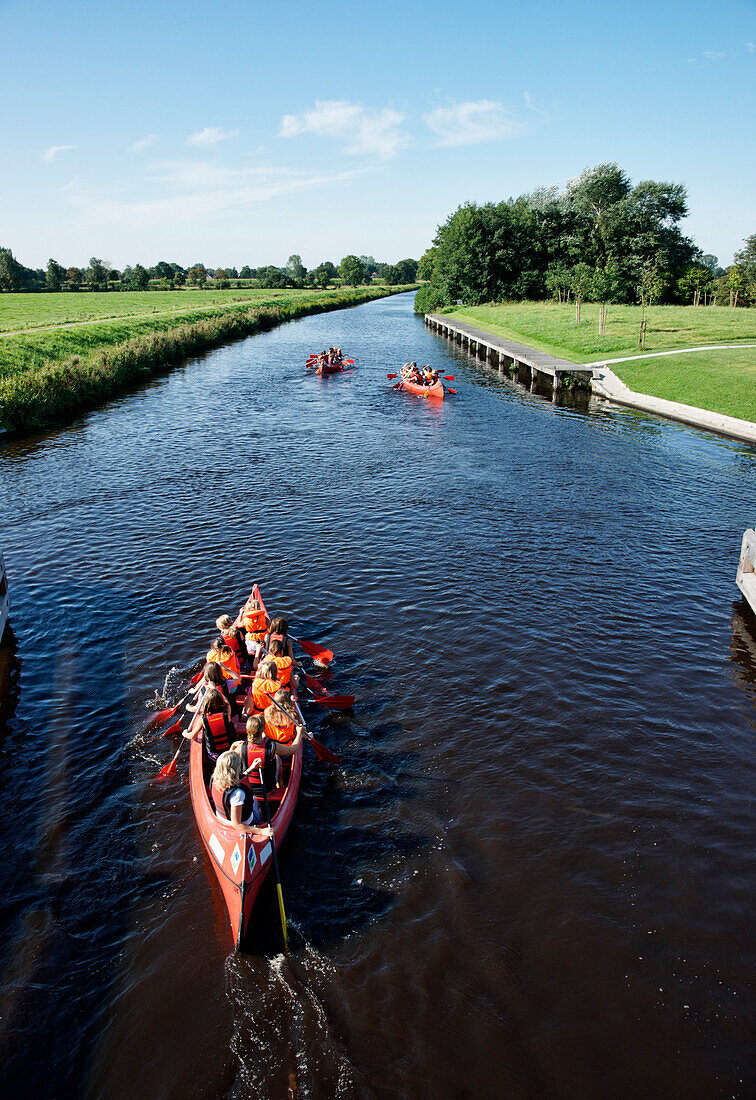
[399,371,444,400]
[188,584,303,949]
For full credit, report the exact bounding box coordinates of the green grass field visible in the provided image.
[0,288,403,381]
[613,348,756,422]
[0,286,413,432]
[444,302,756,422]
[0,287,371,334]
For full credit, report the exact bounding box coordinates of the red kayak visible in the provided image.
[399,367,444,400]
[187,583,302,949]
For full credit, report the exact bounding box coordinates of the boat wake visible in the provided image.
[227,934,362,1098]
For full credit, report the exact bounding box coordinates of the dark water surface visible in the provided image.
[0,292,754,1099]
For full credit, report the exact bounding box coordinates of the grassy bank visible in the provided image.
[0,285,406,334]
[0,286,412,433]
[442,302,756,422]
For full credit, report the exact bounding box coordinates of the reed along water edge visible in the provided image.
[0,292,754,1098]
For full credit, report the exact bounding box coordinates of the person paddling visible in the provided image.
[209,751,272,838]
[249,660,282,712]
[230,714,302,792]
[238,598,269,667]
[266,637,301,691]
[185,685,237,759]
[265,615,296,663]
[263,686,302,745]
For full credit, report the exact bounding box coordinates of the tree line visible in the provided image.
[415,163,755,313]
[0,251,418,293]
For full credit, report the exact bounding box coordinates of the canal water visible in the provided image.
[0,292,754,1099]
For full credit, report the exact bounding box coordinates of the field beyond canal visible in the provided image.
[0,285,414,432]
[446,302,756,421]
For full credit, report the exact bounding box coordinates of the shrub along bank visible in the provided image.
[0,287,411,433]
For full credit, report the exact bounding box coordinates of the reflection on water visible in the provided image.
[0,292,754,1099]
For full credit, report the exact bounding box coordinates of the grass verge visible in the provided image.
[441,302,756,422]
[0,287,411,434]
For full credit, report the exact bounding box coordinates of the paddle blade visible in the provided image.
[154,746,181,780]
[190,671,203,685]
[308,736,341,765]
[145,704,177,731]
[162,716,183,737]
[387,373,398,379]
[296,637,333,665]
[312,694,355,709]
[446,387,458,394]
[443,375,455,381]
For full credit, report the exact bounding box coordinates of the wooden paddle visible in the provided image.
[293,698,341,764]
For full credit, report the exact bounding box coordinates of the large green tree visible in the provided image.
[339,255,367,285]
[46,258,65,291]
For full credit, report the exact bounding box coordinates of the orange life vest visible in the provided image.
[252,677,281,711]
[243,608,268,641]
[264,706,296,745]
[270,655,293,686]
[206,648,240,678]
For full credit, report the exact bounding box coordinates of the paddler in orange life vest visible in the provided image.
[238,597,269,667]
[215,614,247,670]
[230,713,303,793]
[264,690,302,745]
[206,636,242,706]
[209,750,273,837]
[266,637,301,692]
[249,660,282,713]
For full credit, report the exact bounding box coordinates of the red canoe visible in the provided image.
[187,583,303,949]
[399,368,444,400]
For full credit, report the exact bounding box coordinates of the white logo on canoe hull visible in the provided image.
[209,833,225,865]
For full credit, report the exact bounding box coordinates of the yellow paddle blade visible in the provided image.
[276,883,288,950]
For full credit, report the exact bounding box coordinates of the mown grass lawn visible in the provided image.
[0,287,304,332]
[447,302,756,361]
[444,301,756,421]
[613,348,756,422]
[0,284,405,334]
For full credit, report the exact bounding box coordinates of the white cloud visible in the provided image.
[702,50,727,60]
[43,144,75,162]
[746,42,755,53]
[186,126,239,148]
[280,100,411,160]
[131,134,159,152]
[423,100,524,147]
[61,161,362,229]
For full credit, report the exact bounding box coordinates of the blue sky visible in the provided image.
[1,0,754,270]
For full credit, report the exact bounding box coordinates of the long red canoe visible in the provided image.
[187,584,303,949]
[399,367,444,400]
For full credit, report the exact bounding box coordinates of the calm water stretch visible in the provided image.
[0,292,754,1099]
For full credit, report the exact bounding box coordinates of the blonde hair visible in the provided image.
[264,703,292,730]
[245,598,261,610]
[255,660,278,681]
[246,714,265,739]
[216,614,234,632]
[211,750,242,791]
